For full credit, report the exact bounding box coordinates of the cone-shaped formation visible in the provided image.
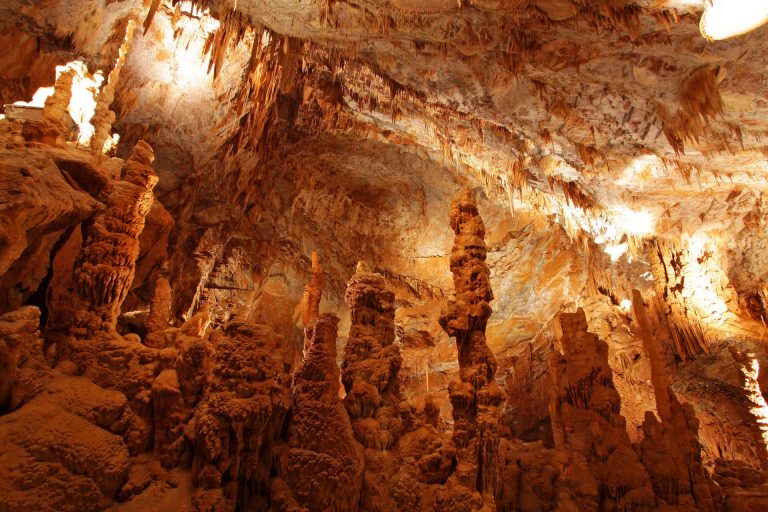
[188,321,290,510]
[21,66,75,145]
[298,251,324,356]
[342,261,403,449]
[549,308,656,511]
[71,141,158,335]
[91,21,134,156]
[145,276,172,346]
[632,290,721,511]
[278,313,364,511]
[439,190,505,505]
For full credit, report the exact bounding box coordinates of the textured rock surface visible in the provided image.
[342,262,402,450]
[439,190,506,509]
[280,313,364,511]
[2,0,768,510]
[70,140,158,336]
[549,308,656,511]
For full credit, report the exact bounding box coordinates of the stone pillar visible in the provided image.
[341,261,403,450]
[438,190,505,505]
[71,141,158,336]
[549,307,656,511]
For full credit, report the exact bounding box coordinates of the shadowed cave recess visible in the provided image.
[2,0,768,510]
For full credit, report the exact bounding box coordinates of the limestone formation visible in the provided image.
[297,250,324,356]
[342,262,403,450]
[71,140,158,335]
[280,313,364,512]
[90,21,134,156]
[3,1,768,511]
[439,190,505,507]
[632,289,723,511]
[549,308,656,511]
[188,321,291,511]
[0,306,46,410]
[21,65,75,146]
[145,275,172,345]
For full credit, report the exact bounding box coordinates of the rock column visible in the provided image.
[549,308,656,511]
[633,289,720,511]
[342,262,403,449]
[72,141,158,335]
[439,190,505,504]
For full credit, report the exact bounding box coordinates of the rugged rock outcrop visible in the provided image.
[439,190,506,509]
[0,306,47,410]
[549,308,656,511]
[0,307,136,512]
[187,320,290,511]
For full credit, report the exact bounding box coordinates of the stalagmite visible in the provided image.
[549,308,656,511]
[297,251,324,356]
[71,141,158,335]
[188,320,290,510]
[144,275,172,348]
[438,190,505,508]
[341,261,402,449]
[21,66,75,145]
[90,21,134,156]
[278,313,364,511]
[632,289,720,511]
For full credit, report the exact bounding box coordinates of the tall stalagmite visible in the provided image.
[278,313,364,511]
[342,261,403,449]
[24,65,75,145]
[71,140,158,335]
[439,190,505,506]
[549,308,656,511]
[297,251,324,356]
[632,289,720,511]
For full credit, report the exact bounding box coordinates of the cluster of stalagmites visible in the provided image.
[549,308,657,511]
[4,183,768,512]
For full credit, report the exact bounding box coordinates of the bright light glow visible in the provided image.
[20,62,103,146]
[66,62,104,145]
[700,0,768,41]
[605,243,628,262]
[14,86,54,108]
[613,206,654,236]
[158,2,220,87]
[620,299,632,313]
[102,133,120,154]
[735,353,768,449]
[680,232,730,327]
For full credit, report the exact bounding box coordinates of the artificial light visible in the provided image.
[700,0,768,41]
